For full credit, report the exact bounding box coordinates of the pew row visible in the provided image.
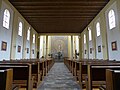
[64,58,120,90]
[87,65,120,90]
[0,63,33,90]
[0,58,55,89]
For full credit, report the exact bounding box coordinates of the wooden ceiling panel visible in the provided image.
[9,0,109,33]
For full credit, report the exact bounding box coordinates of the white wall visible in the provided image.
[81,0,120,60]
[89,41,93,59]
[39,36,44,58]
[75,36,79,52]
[88,27,94,59]
[83,31,88,59]
[95,18,103,59]
[23,25,31,59]
[26,38,30,59]
[0,0,38,60]
[0,0,13,60]
[30,29,37,59]
[105,1,120,60]
[84,44,87,59]
[15,17,24,59]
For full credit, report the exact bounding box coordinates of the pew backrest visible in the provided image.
[0,69,13,90]
[0,63,31,90]
[106,69,120,90]
[88,65,120,90]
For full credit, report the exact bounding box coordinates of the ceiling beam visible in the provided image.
[26,18,92,21]
[22,13,96,16]
[19,9,99,13]
[24,16,93,18]
[15,5,104,9]
[9,0,109,3]
[15,6,103,11]
[12,2,107,6]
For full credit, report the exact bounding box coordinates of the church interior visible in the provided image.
[0,0,120,90]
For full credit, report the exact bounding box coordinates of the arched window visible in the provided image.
[108,9,116,29]
[3,9,10,29]
[88,27,92,41]
[27,27,30,41]
[18,22,22,36]
[84,34,86,44]
[96,22,100,37]
[33,34,35,43]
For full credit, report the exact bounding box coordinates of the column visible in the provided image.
[10,12,18,59]
[48,36,51,57]
[68,36,71,58]
[79,35,82,59]
[71,35,73,59]
[46,35,48,58]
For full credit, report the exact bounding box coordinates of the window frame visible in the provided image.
[96,22,101,37]
[18,22,23,36]
[84,34,86,44]
[3,9,10,29]
[88,27,92,41]
[27,27,30,41]
[33,34,35,43]
[108,9,116,30]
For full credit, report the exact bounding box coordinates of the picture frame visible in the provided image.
[32,49,34,54]
[27,48,29,53]
[90,48,92,54]
[111,41,117,51]
[85,50,87,54]
[98,45,101,53]
[18,45,21,52]
[1,41,7,51]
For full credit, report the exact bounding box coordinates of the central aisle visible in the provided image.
[37,62,81,90]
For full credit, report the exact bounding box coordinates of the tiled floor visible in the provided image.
[37,62,81,90]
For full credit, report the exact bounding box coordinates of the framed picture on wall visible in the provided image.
[90,48,92,54]
[32,49,34,54]
[111,41,117,51]
[18,45,21,52]
[27,48,29,53]
[1,41,7,51]
[85,50,87,54]
[98,45,101,53]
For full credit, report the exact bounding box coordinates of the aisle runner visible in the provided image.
[37,62,81,90]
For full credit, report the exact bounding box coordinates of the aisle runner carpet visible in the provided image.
[37,62,81,90]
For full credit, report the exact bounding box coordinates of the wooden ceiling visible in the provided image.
[9,0,109,33]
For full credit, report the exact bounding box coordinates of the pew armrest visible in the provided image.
[99,85,106,90]
[37,73,41,86]
[29,76,34,90]
[85,75,88,90]
[12,84,19,90]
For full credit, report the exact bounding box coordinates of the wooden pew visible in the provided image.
[100,69,120,90]
[0,69,13,90]
[0,58,55,89]
[39,60,45,80]
[64,58,120,89]
[19,60,40,88]
[26,61,40,88]
[76,60,113,87]
[105,69,120,90]
[87,65,120,90]
[77,62,87,87]
[39,58,54,81]
[0,63,33,90]
[1,60,40,88]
